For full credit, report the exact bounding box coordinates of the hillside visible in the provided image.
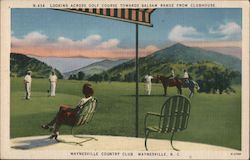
[10,53,63,78]
[146,43,240,70]
[64,59,127,79]
[91,43,241,82]
[113,43,240,72]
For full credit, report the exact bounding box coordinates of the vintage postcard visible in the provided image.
[0,0,249,159]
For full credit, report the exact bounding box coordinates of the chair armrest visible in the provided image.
[146,112,161,117]
[144,112,162,130]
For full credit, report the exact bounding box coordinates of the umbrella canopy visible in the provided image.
[57,8,155,26]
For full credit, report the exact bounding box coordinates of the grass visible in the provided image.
[10,78,241,150]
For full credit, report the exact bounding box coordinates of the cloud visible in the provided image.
[97,39,120,49]
[52,35,102,50]
[209,22,241,40]
[168,25,202,42]
[144,45,159,52]
[11,31,159,59]
[12,32,48,47]
[168,22,241,42]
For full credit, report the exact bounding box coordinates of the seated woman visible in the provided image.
[41,83,94,139]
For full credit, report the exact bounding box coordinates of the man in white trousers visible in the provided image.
[49,71,58,97]
[24,71,32,100]
[144,73,154,95]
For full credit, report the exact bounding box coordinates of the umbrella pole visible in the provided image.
[135,24,139,137]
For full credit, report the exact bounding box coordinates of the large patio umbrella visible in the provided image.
[57,8,155,137]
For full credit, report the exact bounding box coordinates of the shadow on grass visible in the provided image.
[11,137,57,150]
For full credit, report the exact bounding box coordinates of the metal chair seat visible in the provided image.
[146,126,161,132]
[144,95,191,151]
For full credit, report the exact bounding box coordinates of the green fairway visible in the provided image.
[10,78,241,150]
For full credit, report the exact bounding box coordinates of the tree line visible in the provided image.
[68,64,241,94]
[68,71,85,80]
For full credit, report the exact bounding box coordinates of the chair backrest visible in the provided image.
[74,97,98,126]
[159,95,191,133]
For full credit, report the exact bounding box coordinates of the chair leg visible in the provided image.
[71,127,97,145]
[144,129,150,151]
[170,132,179,151]
[57,127,97,146]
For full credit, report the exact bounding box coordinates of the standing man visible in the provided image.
[49,71,58,97]
[144,73,154,95]
[183,69,190,85]
[24,71,32,100]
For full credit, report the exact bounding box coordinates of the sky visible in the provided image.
[11,8,242,61]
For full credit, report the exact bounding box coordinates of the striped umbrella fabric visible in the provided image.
[57,8,155,27]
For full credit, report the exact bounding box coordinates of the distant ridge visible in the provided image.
[145,43,241,71]
[63,59,127,79]
[10,53,63,78]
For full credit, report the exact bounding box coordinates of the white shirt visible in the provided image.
[145,75,153,83]
[171,70,175,77]
[24,75,32,83]
[78,96,92,106]
[49,75,57,82]
[183,72,189,78]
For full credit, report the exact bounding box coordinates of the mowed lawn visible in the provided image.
[10,78,241,150]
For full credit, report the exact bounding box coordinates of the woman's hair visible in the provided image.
[82,83,94,97]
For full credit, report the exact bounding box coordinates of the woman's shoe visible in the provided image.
[49,133,58,140]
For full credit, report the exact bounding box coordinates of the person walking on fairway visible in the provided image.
[144,73,153,95]
[49,71,58,97]
[24,71,32,100]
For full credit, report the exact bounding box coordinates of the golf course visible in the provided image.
[10,77,241,150]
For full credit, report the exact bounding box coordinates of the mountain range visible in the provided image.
[10,43,241,81]
[63,59,127,79]
[93,43,241,81]
[142,43,240,70]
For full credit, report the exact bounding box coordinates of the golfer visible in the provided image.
[144,73,154,95]
[49,71,58,97]
[24,71,32,100]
